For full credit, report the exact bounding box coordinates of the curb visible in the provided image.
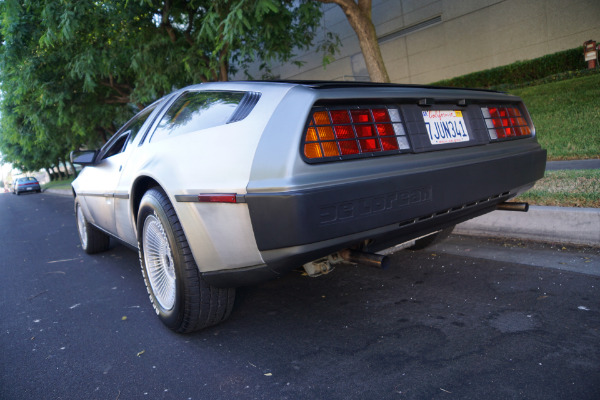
[546,159,600,170]
[455,205,600,247]
[44,188,72,196]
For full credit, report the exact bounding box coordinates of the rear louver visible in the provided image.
[303,106,410,162]
[228,91,261,123]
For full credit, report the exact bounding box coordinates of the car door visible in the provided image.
[78,104,161,240]
[79,131,131,236]
[112,105,159,246]
[77,103,163,243]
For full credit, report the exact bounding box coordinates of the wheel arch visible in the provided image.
[131,175,161,228]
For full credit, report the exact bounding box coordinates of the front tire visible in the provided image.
[137,188,235,333]
[76,199,110,254]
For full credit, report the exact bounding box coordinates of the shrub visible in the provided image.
[433,47,588,89]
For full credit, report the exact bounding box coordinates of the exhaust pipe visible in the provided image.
[497,201,529,212]
[339,249,390,270]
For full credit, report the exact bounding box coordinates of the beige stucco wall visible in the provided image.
[237,0,600,84]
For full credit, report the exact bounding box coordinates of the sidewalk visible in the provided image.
[455,206,600,247]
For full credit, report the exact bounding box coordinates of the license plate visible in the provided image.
[423,110,470,145]
[27,187,32,191]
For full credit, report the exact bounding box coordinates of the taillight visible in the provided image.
[481,106,532,140]
[303,106,410,161]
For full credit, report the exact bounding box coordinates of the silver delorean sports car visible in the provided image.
[71,81,546,333]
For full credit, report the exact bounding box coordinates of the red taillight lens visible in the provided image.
[482,106,532,140]
[303,107,409,161]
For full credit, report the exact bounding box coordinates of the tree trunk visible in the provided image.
[54,162,65,179]
[218,44,230,81]
[67,159,78,178]
[45,167,55,182]
[317,0,390,83]
[60,157,72,177]
[57,158,67,177]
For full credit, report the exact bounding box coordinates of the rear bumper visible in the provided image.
[16,185,41,193]
[203,144,546,288]
[203,193,511,288]
[246,147,546,251]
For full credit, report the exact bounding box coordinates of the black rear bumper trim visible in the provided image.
[246,148,546,251]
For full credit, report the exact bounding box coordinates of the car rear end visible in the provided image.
[15,177,41,194]
[204,82,546,286]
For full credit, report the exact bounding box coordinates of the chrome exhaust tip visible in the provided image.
[339,249,390,270]
[497,201,529,212]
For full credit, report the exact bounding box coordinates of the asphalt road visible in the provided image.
[1,192,599,400]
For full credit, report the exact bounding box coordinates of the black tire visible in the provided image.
[408,225,455,250]
[137,187,235,333]
[76,199,111,254]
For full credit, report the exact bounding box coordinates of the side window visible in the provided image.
[150,91,245,143]
[100,105,156,160]
[101,132,129,160]
[125,105,156,146]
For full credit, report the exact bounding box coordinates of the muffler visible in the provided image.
[496,201,529,212]
[339,249,390,270]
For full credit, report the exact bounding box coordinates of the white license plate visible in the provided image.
[27,187,33,191]
[423,110,470,145]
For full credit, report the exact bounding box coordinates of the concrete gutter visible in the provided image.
[455,206,600,247]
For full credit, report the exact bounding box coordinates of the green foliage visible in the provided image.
[433,47,587,89]
[0,0,334,174]
[511,74,600,161]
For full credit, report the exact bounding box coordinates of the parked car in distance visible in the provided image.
[71,81,546,333]
[13,177,41,195]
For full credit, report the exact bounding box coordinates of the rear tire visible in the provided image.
[76,199,110,254]
[408,226,455,250]
[137,187,235,333]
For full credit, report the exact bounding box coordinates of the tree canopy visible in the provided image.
[0,0,330,176]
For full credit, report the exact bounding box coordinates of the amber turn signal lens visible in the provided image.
[303,107,409,160]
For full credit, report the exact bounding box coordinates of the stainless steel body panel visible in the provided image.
[73,82,297,273]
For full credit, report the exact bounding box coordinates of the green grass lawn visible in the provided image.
[515,169,600,208]
[42,177,74,191]
[511,74,600,160]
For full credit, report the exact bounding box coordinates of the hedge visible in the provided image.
[432,47,589,89]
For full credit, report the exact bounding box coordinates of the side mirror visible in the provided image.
[70,150,98,166]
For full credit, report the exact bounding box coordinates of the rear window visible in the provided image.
[150,91,245,142]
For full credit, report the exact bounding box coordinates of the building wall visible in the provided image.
[238,0,600,83]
